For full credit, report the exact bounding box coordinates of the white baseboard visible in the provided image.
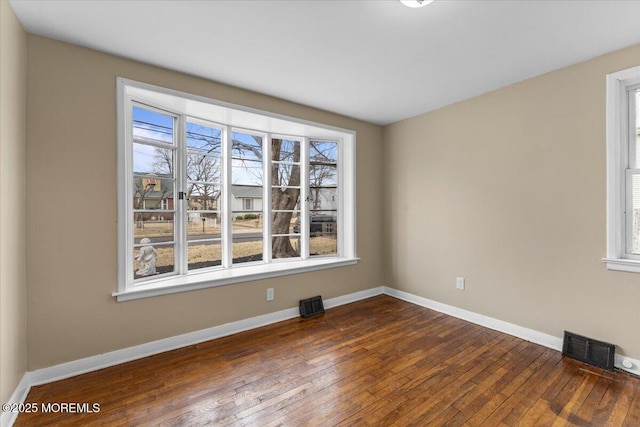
[2,287,383,427]
[1,373,31,427]
[614,354,640,376]
[382,286,640,376]
[28,286,384,388]
[323,286,384,309]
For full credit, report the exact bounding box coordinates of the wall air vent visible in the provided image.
[299,296,325,318]
[562,331,615,371]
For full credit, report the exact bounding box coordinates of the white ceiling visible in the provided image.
[10,0,640,125]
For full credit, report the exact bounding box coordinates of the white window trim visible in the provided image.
[604,65,640,273]
[115,78,358,301]
[113,257,359,302]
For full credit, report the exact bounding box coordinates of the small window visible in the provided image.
[605,65,640,272]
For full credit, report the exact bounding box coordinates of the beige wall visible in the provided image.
[26,36,384,370]
[0,0,28,403]
[384,44,640,359]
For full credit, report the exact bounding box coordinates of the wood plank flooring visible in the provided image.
[15,295,640,426]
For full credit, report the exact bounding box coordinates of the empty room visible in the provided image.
[2,0,640,425]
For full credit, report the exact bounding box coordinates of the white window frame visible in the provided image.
[115,78,358,301]
[604,65,640,273]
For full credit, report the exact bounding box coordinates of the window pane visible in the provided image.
[272,163,301,188]
[232,240,263,264]
[308,187,337,212]
[232,213,263,231]
[232,160,262,186]
[310,140,337,164]
[187,184,220,212]
[636,90,640,168]
[309,141,338,257]
[232,132,262,160]
[272,236,300,259]
[271,186,301,213]
[310,164,337,187]
[310,236,337,257]
[309,142,337,216]
[133,143,173,175]
[187,212,221,241]
[272,210,298,235]
[632,174,640,254]
[271,138,302,262]
[309,210,337,256]
[133,175,174,211]
[133,106,174,145]
[187,121,222,155]
[187,152,221,184]
[287,211,302,234]
[188,241,222,271]
[232,132,262,191]
[308,211,337,236]
[133,212,174,244]
[272,139,300,163]
[232,212,263,264]
[230,136,262,266]
[231,186,262,212]
[134,243,174,280]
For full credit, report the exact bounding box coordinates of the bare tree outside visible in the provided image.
[271,139,301,258]
[133,178,171,229]
[149,123,222,212]
[133,109,174,231]
[309,141,337,210]
[231,132,264,263]
[309,141,338,256]
[185,123,222,212]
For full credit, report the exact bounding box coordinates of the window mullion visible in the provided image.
[628,89,637,171]
[122,95,134,291]
[264,134,272,262]
[301,138,310,259]
[625,90,638,256]
[626,166,640,258]
[337,138,344,257]
[222,126,233,268]
[176,115,187,275]
[625,169,634,255]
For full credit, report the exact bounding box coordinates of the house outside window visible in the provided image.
[605,65,640,272]
[115,78,357,301]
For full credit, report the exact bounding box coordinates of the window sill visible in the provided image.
[113,257,359,302]
[603,257,640,273]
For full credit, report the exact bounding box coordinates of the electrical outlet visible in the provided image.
[266,288,274,301]
[456,277,465,290]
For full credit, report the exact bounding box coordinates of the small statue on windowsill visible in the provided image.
[135,238,158,276]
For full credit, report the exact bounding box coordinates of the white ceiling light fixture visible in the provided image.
[400,0,434,8]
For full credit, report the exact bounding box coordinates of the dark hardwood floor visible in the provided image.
[16,295,640,426]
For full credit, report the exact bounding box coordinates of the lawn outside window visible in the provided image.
[115,78,357,301]
[604,65,640,273]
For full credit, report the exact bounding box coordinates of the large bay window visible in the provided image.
[115,78,357,301]
[605,65,640,272]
